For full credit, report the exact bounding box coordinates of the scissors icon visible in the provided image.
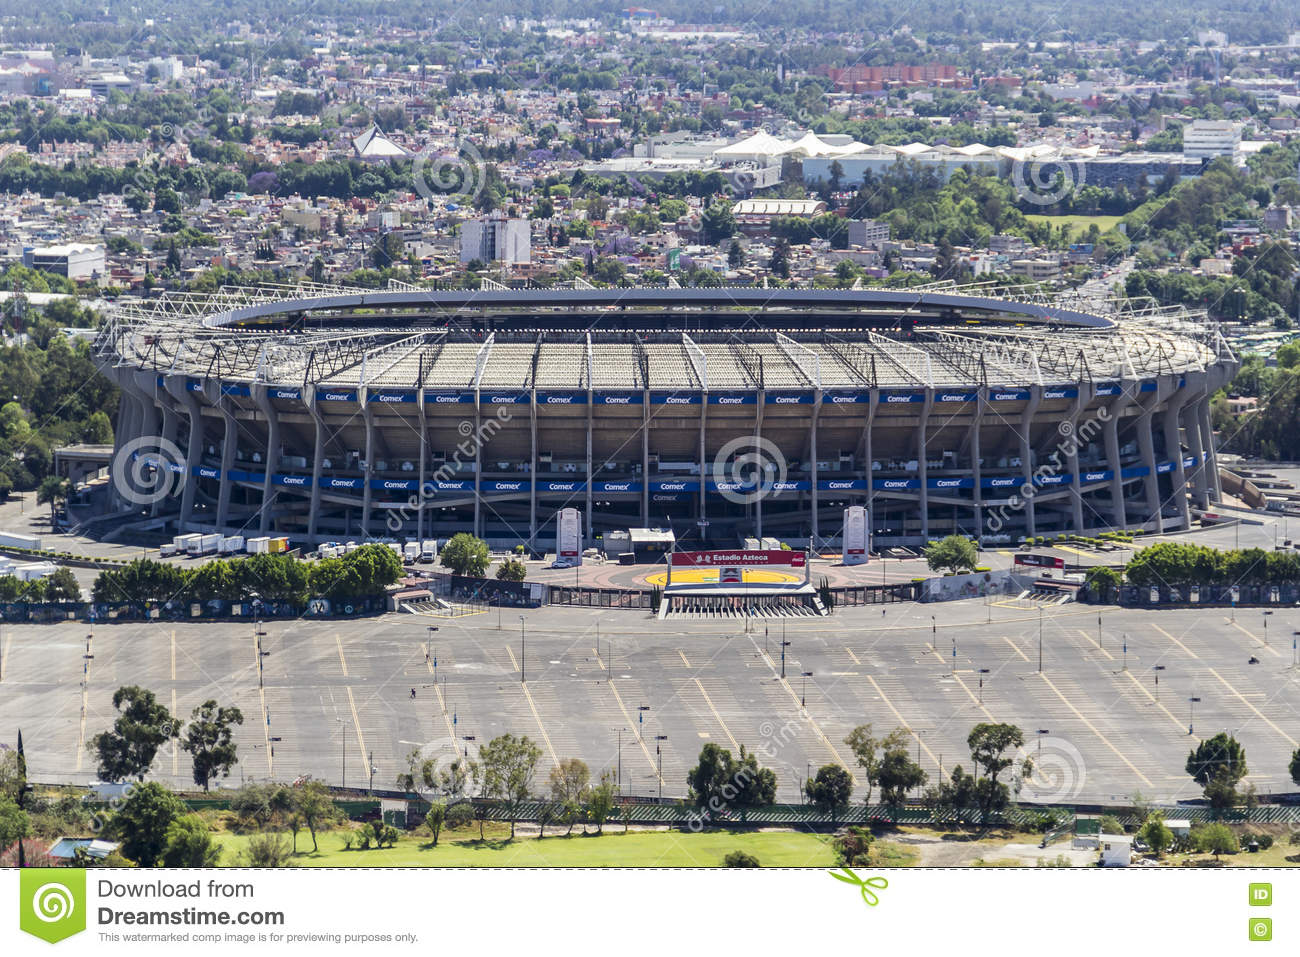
[829,868,889,906]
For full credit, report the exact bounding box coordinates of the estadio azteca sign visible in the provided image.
[671,550,806,568]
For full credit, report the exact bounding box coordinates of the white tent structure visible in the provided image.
[352,126,410,160]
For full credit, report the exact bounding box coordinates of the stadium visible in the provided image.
[94,284,1237,552]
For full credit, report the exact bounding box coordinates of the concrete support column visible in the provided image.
[971,393,985,539]
[585,391,593,553]
[1135,405,1161,532]
[472,397,482,540]
[640,390,649,528]
[529,388,538,551]
[361,397,374,540]
[416,395,427,547]
[754,392,765,540]
[307,397,325,541]
[1063,391,1086,533]
[1161,394,1192,531]
[1184,397,1208,509]
[916,392,933,542]
[1102,397,1126,530]
[253,387,278,535]
[215,401,237,531]
[1019,389,1042,539]
[165,378,203,530]
[1199,398,1220,502]
[810,395,822,545]
[698,398,708,544]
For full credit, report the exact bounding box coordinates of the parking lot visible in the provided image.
[3,595,1298,806]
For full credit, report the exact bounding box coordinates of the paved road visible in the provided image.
[4,597,1296,806]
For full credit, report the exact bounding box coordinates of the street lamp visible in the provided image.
[800,671,813,708]
[368,751,377,796]
[978,667,990,705]
[427,625,439,675]
[335,716,346,790]
[638,704,650,738]
[780,639,791,679]
[1188,696,1201,735]
[519,615,526,683]
[1038,606,1044,673]
[1153,664,1166,701]
[1036,728,1050,754]
[654,735,668,801]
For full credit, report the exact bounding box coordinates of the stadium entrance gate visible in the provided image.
[658,548,826,620]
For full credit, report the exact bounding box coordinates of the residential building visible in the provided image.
[460,215,531,265]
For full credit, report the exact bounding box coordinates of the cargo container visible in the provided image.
[180,534,204,554]
[13,561,56,581]
[245,536,270,554]
[172,534,188,548]
[158,543,180,558]
[267,536,289,554]
[0,531,42,550]
[318,544,339,559]
[343,541,359,554]
[199,533,222,555]
[219,535,245,554]
[387,542,402,559]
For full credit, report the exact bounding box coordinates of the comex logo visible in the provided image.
[711,436,787,506]
[110,435,187,506]
[20,870,86,943]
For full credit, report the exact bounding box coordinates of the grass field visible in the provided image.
[213,826,917,868]
[1024,213,1124,239]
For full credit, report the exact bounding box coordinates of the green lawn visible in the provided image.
[1024,213,1124,239]
[214,827,859,868]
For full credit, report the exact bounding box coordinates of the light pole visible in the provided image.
[1188,696,1201,735]
[655,735,668,801]
[519,615,526,683]
[978,667,990,705]
[1122,633,1128,671]
[616,727,626,795]
[336,716,346,790]
[1038,606,1044,673]
[801,671,813,708]
[1037,728,1049,755]
[1097,614,1102,653]
[638,704,650,739]
[368,751,376,796]
[427,625,438,675]
[1153,664,1165,702]
[780,639,790,679]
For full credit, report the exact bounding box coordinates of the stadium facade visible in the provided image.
[95,285,1237,551]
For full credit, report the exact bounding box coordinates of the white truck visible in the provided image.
[420,539,438,563]
[179,534,204,555]
[403,541,420,562]
[245,537,270,554]
[198,533,222,555]
[219,535,245,554]
[0,531,41,550]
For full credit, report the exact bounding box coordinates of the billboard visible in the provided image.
[670,550,805,568]
[556,507,582,561]
[842,505,868,565]
[1013,553,1065,569]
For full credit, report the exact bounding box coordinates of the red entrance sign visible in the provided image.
[1014,553,1065,569]
[671,550,806,568]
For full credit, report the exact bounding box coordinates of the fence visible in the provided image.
[1117,583,1300,608]
[0,595,389,623]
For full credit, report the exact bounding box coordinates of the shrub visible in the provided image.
[723,850,760,867]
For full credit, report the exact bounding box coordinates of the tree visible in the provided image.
[440,532,490,577]
[833,826,874,866]
[478,733,543,839]
[36,474,69,524]
[107,781,185,867]
[1084,565,1121,603]
[292,778,338,853]
[1137,811,1173,858]
[875,730,928,805]
[43,567,82,602]
[495,558,527,582]
[843,725,882,804]
[89,685,180,782]
[586,771,617,834]
[230,782,292,829]
[0,748,25,803]
[1194,822,1238,860]
[160,814,221,867]
[700,201,736,244]
[723,850,760,867]
[0,797,30,853]
[805,765,853,822]
[425,801,447,846]
[966,723,1029,821]
[548,757,590,805]
[727,239,744,268]
[769,237,791,278]
[181,700,243,791]
[1187,732,1248,807]
[446,802,474,833]
[1289,747,1300,788]
[923,535,978,575]
[686,743,776,819]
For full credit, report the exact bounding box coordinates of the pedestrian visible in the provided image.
[410,687,416,699]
